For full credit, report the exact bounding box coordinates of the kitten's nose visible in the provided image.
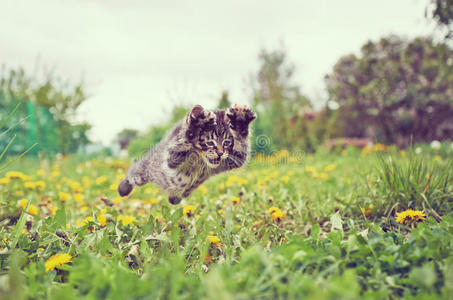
[216,146,224,157]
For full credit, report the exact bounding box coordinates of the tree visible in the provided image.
[0,65,91,155]
[127,105,190,157]
[250,47,312,152]
[427,0,453,39]
[325,36,453,146]
[115,128,139,150]
[217,90,231,109]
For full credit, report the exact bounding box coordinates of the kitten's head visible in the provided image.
[192,110,234,168]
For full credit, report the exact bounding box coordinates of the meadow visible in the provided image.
[1,144,453,299]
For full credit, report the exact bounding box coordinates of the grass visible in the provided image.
[0,145,452,299]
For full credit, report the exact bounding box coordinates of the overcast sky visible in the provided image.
[1,0,436,144]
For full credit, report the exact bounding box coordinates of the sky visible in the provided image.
[0,0,436,145]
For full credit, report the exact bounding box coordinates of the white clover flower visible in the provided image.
[327,101,339,110]
[415,147,422,154]
[430,140,441,150]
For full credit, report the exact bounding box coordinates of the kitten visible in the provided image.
[118,104,256,204]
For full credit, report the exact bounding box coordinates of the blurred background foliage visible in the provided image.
[0,66,91,157]
[124,35,452,156]
[325,36,453,147]
[1,1,452,157]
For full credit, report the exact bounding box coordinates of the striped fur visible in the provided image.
[118,104,256,204]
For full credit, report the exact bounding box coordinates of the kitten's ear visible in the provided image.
[190,105,204,118]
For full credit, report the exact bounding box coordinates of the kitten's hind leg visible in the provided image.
[118,158,149,197]
[118,179,133,197]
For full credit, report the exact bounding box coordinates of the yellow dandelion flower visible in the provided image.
[198,185,208,195]
[35,181,46,190]
[80,216,94,227]
[207,235,223,249]
[82,176,91,188]
[45,253,72,272]
[218,209,225,215]
[58,191,70,202]
[36,169,45,176]
[268,207,281,214]
[231,196,240,205]
[395,209,426,225]
[207,235,220,244]
[183,205,196,217]
[73,193,84,205]
[324,164,335,172]
[97,214,107,227]
[24,181,36,190]
[305,166,316,173]
[6,171,29,180]
[117,215,136,226]
[319,172,328,180]
[113,197,121,205]
[95,176,108,185]
[361,207,372,216]
[68,181,83,193]
[28,204,39,215]
[0,177,11,185]
[15,190,25,197]
[50,170,60,178]
[50,206,58,216]
[271,210,286,222]
[18,199,38,215]
[19,198,28,209]
[237,178,247,185]
[280,175,290,183]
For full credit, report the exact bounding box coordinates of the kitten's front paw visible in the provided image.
[226,104,257,137]
[186,105,216,138]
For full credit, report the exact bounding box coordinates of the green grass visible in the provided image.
[0,147,452,299]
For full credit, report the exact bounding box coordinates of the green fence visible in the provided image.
[1,93,59,156]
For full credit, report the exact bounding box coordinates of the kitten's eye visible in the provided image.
[206,141,216,147]
[223,140,231,147]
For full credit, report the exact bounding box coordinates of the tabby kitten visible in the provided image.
[118,104,256,204]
